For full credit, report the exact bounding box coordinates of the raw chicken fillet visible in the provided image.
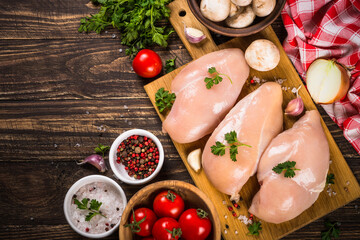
[249,110,330,224]
[202,82,283,200]
[163,48,249,143]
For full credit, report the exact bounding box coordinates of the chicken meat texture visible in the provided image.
[202,82,283,201]
[249,110,330,224]
[162,48,249,144]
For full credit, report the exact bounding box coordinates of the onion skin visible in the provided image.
[306,59,350,104]
[76,154,107,172]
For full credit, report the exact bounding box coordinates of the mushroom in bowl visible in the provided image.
[187,0,286,37]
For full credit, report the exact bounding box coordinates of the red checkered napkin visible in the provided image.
[281,0,360,153]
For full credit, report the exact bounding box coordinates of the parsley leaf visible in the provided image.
[247,221,262,236]
[326,173,335,185]
[210,130,251,162]
[225,131,238,144]
[155,88,176,113]
[74,198,106,221]
[272,161,300,178]
[211,141,226,156]
[79,0,174,57]
[229,145,238,162]
[204,67,232,89]
[90,199,102,211]
[94,144,110,157]
[321,220,340,240]
[165,57,177,73]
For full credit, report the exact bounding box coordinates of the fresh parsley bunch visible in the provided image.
[79,0,174,57]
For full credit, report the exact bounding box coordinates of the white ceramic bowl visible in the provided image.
[63,175,127,239]
[109,129,164,185]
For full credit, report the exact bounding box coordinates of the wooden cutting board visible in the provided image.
[144,0,360,239]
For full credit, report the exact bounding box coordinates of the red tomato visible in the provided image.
[126,208,157,237]
[179,208,212,240]
[153,190,185,219]
[132,49,162,78]
[152,217,182,240]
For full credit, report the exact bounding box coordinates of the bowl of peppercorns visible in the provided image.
[109,129,164,185]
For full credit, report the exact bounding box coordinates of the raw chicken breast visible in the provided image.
[249,110,330,224]
[202,82,283,200]
[163,48,249,143]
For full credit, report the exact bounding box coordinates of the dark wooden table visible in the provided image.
[0,1,359,239]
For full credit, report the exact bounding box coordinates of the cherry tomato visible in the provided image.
[179,208,212,240]
[126,208,157,237]
[153,190,185,219]
[152,217,182,240]
[132,49,162,78]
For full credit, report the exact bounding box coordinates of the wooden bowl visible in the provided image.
[119,180,221,240]
[187,0,286,37]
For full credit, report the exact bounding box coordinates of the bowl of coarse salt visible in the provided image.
[64,175,127,238]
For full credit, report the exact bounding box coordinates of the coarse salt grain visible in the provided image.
[70,182,124,234]
[224,229,228,234]
[222,200,226,205]
[346,181,350,185]
[224,215,228,219]
[235,230,238,235]
[238,215,252,225]
[75,143,81,147]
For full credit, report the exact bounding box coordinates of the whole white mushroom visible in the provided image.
[252,0,276,17]
[231,0,252,7]
[200,0,231,22]
[245,39,280,71]
[226,5,256,28]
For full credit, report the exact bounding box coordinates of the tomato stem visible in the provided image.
[166,228,182,239]
[124,209,146,233]
[197,208,209,219]
[166,190,176,202]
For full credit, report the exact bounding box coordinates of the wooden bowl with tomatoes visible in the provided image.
[119,180,221,240]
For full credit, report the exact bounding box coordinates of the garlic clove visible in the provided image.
[285,97,304,116]
[187,148,202,172]
[183,22,206,44]
[76,154,107,172]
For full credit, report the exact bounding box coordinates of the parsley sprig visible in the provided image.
[79,0,174,57]
[155,88,176,113]
[326,173,335,185]
[165,57,177,73]
[272,161,300,178]
[204,67,233,89]
[210,131,251,162]
[247,221,262,236]
[321,219,340,240]
[74,198,106,221]
[94,144,110,157]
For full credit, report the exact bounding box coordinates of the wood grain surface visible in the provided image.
[0,0,359,240]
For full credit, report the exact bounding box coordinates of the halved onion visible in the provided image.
[306,59,350,104]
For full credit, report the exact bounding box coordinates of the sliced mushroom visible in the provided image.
[200,0,231,22]
[225,5,256,28]
[252,0,276,17]
[231,0,252,7]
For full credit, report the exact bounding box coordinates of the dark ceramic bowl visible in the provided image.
[187,0,286,37]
